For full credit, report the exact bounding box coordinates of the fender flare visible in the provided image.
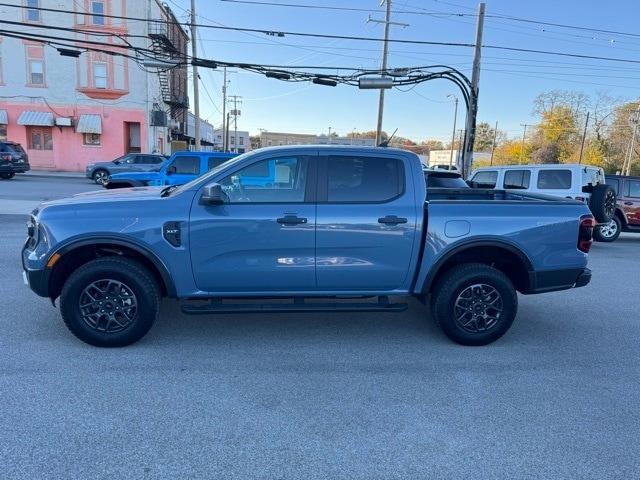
[49,235,177,297]
[421,238,534,294]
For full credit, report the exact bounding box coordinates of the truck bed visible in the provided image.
[426,187,579,203]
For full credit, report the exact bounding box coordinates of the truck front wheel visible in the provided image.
[431,263,518,346]
[59,257,160,347]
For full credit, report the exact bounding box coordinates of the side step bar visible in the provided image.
[181,296,408,315]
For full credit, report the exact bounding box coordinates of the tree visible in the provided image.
[534,105,580,161]
[474,122,506,152]
[603,101,640,174]
[531,143,560,164]
[421,139,444,151]
[533,89,590,117]
[492,139,531,165]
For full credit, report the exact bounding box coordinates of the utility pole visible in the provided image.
[228,95,242,153]
[447,94,458,169]
[368,1,408,146]
[190,0,200,151]
[461,2,485,178]
[226,112,231,152]
[457,129,465,168]
[578,111,590,164]
[490,120,498,165]
[623,104,640,175]
[221,66,227,151]
[328,126,332,144]
[520,123,529,163]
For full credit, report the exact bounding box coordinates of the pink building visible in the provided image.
[0,0,189,171]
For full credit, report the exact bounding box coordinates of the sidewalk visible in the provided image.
[23,170,85,179]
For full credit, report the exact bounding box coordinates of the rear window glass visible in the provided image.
[471,170,498,188]
[326,156,403,202]
[537,169,571,189]
[3,143,25,153]
[503,170,531,189]
[207,156,228,171]
[427,174,468,188]
[171,156,199,174]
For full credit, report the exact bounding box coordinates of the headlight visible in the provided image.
[26,216,39,249]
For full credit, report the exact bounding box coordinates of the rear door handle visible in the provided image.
[277,215,308,225]
[378,215,408,225]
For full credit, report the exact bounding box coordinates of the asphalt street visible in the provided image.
[1,176,639,479]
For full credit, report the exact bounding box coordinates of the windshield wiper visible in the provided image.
[160,185,179,197]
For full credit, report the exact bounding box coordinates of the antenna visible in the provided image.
[378,128,398,147]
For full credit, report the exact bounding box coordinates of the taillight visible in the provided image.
[1,154,11,161]
[578,215,595,253]
[575,196,585,202]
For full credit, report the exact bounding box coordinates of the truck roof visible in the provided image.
[474,163,602,171]
[253,144,419,156]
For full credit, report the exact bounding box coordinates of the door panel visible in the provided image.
[624,180,640,225]
[190,154,317,293]
[315,155,418,291]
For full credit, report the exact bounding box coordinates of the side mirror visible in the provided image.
[466,180,476,188]
[200,183,226,205]
[167,165,177,174]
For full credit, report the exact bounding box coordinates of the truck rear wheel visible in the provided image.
[60,257,160,347]
[431,263,518,346]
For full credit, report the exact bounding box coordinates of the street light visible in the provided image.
[447,94,459,170]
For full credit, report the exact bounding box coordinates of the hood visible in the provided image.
[39,186,165,208]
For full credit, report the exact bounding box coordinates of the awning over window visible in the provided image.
[0,110,7,124]
[17,111,54,126]
[76,114,102,134]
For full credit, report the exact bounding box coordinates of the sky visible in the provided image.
[168,0,640,143]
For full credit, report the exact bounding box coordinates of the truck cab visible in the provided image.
[106,151,237,188]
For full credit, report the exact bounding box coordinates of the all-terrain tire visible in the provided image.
[0,172,15,179]
[60,257,160,347]
[431,263,518,346]
[589,184,616,223]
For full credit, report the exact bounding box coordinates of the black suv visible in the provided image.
[0,141,30,179]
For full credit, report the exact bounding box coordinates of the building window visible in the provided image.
[93,62,107,88]
[239,136,244,145]
[231,136,235,145]
[26,45,45,86]
[83,133,101,145]
[26,0,40,22]
[91,1,105,26]
[0,125,7,141]
[28,126,53,150]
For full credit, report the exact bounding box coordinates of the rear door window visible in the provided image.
[427,174,468,188]
[325,156,404,202]
[537,169,572,189]
[471,170,498,188]
[605,178,619,195]
[628,180,640,198]
[503,170,531,189]
[171,156,200,174]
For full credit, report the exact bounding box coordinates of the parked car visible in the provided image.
[23,146,595,348]
[85,153,167,185]
[469,164,616,223]
[105,151,237,189]
[593,174,640,242]
[0,141,30,179]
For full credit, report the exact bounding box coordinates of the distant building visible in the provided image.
[258,131,376,148]
[0,0,189,171]
[428,149,491,169]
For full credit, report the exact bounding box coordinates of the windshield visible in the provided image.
[112,154,128,163]
[169,151,255,196]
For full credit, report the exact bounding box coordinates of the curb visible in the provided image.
[23,171,86,180]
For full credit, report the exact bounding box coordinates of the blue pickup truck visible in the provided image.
[22,146,595,347]
[106,151,237,188]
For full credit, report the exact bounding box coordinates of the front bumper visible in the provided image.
[22,237,51,298]
[0,163,30,173]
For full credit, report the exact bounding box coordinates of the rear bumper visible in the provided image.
[526,267,591,294]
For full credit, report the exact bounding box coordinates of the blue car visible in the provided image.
[106,151,237,188]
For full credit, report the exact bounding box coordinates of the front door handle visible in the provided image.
[378,215,408,225]
[624,201,633,206]
[277,215,308,225]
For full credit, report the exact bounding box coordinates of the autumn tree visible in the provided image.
[474,122,507,152]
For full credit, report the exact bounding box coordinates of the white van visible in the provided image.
[469,164,616,223]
